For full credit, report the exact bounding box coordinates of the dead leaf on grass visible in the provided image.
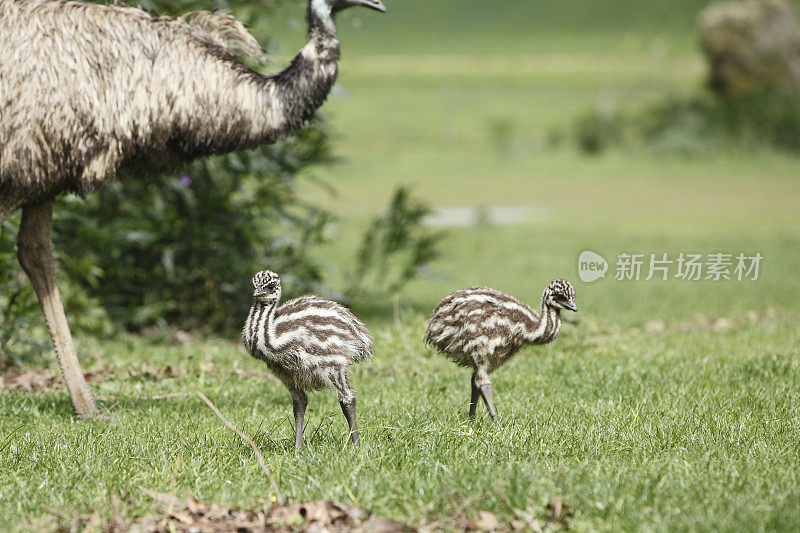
[129,490,414,532]
[468,510,501,531]
[37,490,580,533]
[545,495,573,526]
[1,361,276,394]
[0,365,112,392]
[644,320,666,334]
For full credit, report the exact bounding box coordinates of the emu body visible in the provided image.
[425,279,576,427]
[0,0,384,416]
[243,270,373,455]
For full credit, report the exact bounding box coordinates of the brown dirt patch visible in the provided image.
[0,361,274,393]
[42,491,412,532]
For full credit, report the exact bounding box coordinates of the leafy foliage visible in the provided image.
[0,219,115,365]
[54,127,334,334]
[572,109,624,155]
[0,217,45,365]
[346,187,442,302]
[573,87,800,156]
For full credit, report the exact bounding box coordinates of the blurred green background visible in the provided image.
[265,0,800,323]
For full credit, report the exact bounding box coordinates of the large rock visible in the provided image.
[700,0,800,98]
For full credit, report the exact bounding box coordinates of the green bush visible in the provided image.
[53,126,334,334]
[573,87,800,156]
[1,128,334,345]
[0,217,45,365]
[721,89,800,151]
[573,110,625,154]
[346,187,442,304]
[1,216,115,366]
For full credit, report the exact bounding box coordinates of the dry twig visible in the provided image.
[194,391,282,502]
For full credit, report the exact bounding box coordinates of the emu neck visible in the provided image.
[523,295,562,345]
[254,4,340,142]
[249,299,279,352]
[308,0,337,37]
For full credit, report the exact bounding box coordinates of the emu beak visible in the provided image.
[355,0,386,12]
[562,301,578,312]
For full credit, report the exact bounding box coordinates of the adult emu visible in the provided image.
[0,0,385,417]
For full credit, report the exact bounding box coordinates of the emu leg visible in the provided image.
[340,399,360,448]
[472,367,501,428]
[291,390,308,457]
[469,373,480,419]
[334,369,360,448]
[17,201,97,417]
[479,382,501,429]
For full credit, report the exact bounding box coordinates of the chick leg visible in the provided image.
[469,372,480,419]
[340,398,360,447]
[334,368,360,448]
[473,366,501,429]
[480,382,501,429]
[291,390,308,457]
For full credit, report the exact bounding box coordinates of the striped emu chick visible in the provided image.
[424,279,577,427]
[243,270,373,454]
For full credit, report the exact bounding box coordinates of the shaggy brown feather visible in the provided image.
[0,0,342,214]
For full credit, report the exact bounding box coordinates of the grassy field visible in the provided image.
[2,309,798,530]
[3,0,800,530]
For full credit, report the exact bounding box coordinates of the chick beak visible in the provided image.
[253,290,277,302]
[562,301,578,312]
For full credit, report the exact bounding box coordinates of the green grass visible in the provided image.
[3,0,800,530]
[3,208,798,530]
[2,308,799,530]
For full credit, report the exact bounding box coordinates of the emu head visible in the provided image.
[252,270,282,304]
[543,279,577,312]
[313,0,386,15]
[334,0,386,13]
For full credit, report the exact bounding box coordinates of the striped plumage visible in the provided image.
[243,270,373,454]
[424,279,577,427]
